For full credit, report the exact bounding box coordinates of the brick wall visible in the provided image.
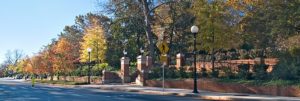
[193,58,278,72]
[102,71,121,84]
[146,79,300,97]
[48,76,102,84]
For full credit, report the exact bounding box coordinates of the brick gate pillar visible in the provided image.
[136,55,148,86]
[176,53,185,69]
[121,57,130,83]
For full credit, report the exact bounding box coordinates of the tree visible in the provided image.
[80,18,107,63]
[103,0,182,62]
[139,0,156,59]
[191,0,241,73]
[23,57,34,75]
[40,43,56,81]
[59,25,84,60]
[2,49,24,75]
[53,38,75,77]
[235,0,299,55]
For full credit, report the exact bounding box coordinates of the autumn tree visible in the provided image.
[53,38,75,78]
[80,18,107,63]
[60,13,110,61]
[23,57,34,75]
[40,43,57,81]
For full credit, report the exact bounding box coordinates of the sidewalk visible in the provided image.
[45,83,300,101]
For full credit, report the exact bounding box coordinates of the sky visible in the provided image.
[0,0,99,63]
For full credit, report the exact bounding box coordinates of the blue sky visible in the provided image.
[0,0,99,63]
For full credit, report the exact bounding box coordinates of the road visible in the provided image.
[0,78,204,101]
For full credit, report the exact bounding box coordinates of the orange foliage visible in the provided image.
[53,38,75,74]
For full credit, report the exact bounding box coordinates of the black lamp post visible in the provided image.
[123,39,128,57]
[191,25,199,93]
[87,48,92,84]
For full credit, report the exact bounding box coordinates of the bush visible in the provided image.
[253,64,268,80]
[148,66,194,80]
[148,67,162,80]
[165,67,180,79]
[220,67,235,79]
[237,64,252,80]
[81,66,89,76]
[271,52,300,80]
[129,62,137,75]
[179,67,188,78]
[72,67,82,76]
[210,70,219,78]
[91,66,102,76]
[200,68,208,78]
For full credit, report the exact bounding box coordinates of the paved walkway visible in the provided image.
[46,84,300,101]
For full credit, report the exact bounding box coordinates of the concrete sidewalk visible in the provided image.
[47,84,300,101]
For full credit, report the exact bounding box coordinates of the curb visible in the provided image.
[94,86,231,100]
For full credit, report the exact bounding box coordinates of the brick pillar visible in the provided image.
[176,53,185,69]
[102,70,109,84]
[254,57,265,64]
[136,55,148,86]
[146,56,153,69]
[121,57,130,83]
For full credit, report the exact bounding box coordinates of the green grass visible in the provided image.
[216,78,300,86]
[153,77,300,87]
[36,80,89,85]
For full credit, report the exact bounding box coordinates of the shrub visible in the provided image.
[253,64,268,80]
[70,68,81,76]
[81,66,89,76]
[129,62,137,75]
[271,52,300,80]
[221,67,235,79]
[237,64,252,80]
[200,68,208,78]
[210,70,219,78]
[148,67,162,80]
[165,67,180,79]
[179,67,188,78]
[91,66,102,76]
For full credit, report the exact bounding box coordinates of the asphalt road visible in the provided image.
[0,78,204,101]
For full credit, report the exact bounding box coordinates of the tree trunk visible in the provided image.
[141,0,155,61]
[57,74,60,80]
[64,75,67,82]
[50,74,53,81]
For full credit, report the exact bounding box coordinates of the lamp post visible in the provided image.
[140,47,144,55]
[191,25,199,93]
[123,39,128,57]
[87,48,92,84]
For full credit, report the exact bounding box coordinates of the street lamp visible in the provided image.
[87,47,92,84]
[123,39,128,57]
[140,47,144,55]
[123,50,127,57]
[191,25,199,93]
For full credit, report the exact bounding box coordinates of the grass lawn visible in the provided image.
[35,80,89,85]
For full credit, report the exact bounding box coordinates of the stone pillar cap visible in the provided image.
[137,55,146,59]
[121,57,129,59]
[177,53,184,57]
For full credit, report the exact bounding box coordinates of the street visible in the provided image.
[0,78,204,101]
